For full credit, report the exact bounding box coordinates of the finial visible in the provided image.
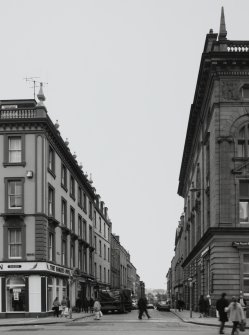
[73,152,77,159]
[55,120,59,129]
[65,138,69,146]
[218,6,227,41]
[37,82,46,106]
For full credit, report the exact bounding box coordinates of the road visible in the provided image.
[0,309,219,335]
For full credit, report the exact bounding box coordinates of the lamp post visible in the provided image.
[188,277,193,318]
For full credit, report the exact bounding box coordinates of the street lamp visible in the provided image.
[188,277,193,318]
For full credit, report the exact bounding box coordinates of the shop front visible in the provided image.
[0,262,71,318]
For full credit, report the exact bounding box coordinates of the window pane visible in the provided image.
[243,88,249,99]
[238,142,245,157]
[240,181,249,197]
[9,137,21,163]
[240,202,249,223]
[244,254,249,263]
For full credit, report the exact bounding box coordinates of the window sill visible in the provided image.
[47,168,56,179]
[3,162,26,167]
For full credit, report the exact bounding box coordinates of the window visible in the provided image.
[104,267,106,283]
[242,85,249,99]
[94,236,97,253]
[48,145,55,175]
[89,200,92,219]
[71,243,75,267]
[240,180,249,223]
[8,229,22,258]
[78,186,82,208]
[83,220,87,241]
[7,180,23,210]
[89,226,93,247]
[108,227,110,241]
[99,265,102,281]
[70,175,75,199]
[94,210,96,227]
[79,247,83,270]
[9,137,21,163]
[237,124,249,157]
[4,135,25,166]
[48,186,55,217]
[104,222,106,238]
[61,164,67,190]
[48,233,54,261]
[89,252,93,275]
[62,239,67,265]
[99,240,102,256]
[83,193,87,213]
[94,262,97,278]
[83,248,87,272]
[108,247,110,262]
[78,215,82,238]
[70,207,75,232]
[61,198,67,226]
[99,217,102,232]
[104,244,106,260]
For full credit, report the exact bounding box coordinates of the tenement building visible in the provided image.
[172,8,249,315]
[0,87,111,316]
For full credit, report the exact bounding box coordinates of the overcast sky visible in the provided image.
[1,0,249,289]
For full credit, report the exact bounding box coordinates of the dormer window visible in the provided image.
[237,124,249,157]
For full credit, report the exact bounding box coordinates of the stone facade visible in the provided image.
[170,9,249,316]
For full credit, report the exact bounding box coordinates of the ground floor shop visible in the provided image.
[0,261,95,317]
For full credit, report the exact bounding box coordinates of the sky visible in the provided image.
[1,0,249,289]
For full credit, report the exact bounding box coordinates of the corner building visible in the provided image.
[177,9,249,315]
[0,95,97,316]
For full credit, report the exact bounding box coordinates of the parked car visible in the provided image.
[156,301,171,312]
[147,303,155,309]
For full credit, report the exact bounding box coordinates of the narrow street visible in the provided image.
[0,310,219,335]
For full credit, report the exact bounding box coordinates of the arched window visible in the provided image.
[237,124,249,157]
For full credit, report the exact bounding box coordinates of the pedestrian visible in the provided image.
[52,297,60,317]
[198,295,205,318]
[60,296,68,317]
[238,292,247,312]
[137,296,151,320]
[216,292,229,334]
[204,294,211,317]
[89,297,94,313]
[93,298,102,320]
[225,296,246,335]
[75,295,82,313]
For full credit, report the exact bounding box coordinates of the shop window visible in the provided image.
[243,254,249,295]
[8,229,22,259]
[6,276,26,312]
[47,277,53,310]
[239,180,249,223]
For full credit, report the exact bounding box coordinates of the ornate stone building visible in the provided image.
[173,8,249,314]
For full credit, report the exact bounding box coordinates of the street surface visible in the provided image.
[0,309,219,335]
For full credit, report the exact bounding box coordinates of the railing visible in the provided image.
[227,41,249,52]
[0,108,37,119]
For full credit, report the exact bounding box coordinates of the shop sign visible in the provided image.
[47,263,70,275]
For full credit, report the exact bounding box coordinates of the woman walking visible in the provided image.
[225,296,246,335]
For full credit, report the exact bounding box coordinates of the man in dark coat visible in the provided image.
[137,296,151,320]
[216,292,229,334]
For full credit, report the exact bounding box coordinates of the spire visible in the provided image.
[37,82,46,106]
[218,6,227,41]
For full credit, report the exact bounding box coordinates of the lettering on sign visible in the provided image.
[8,265,22,268]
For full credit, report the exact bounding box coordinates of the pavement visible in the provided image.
[0,311,95,327]
[0,308,245,329]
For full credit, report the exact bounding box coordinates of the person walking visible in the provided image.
[198,295,206,318]
[93,298,102,320]
[137,296,151,320]
[52,297,61,317]
[225,296,246,335]
[238,292,247,313]
[216,293,229,334]
[204,294,211,317]
[60,296,68,317]
[89,297,94,313]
